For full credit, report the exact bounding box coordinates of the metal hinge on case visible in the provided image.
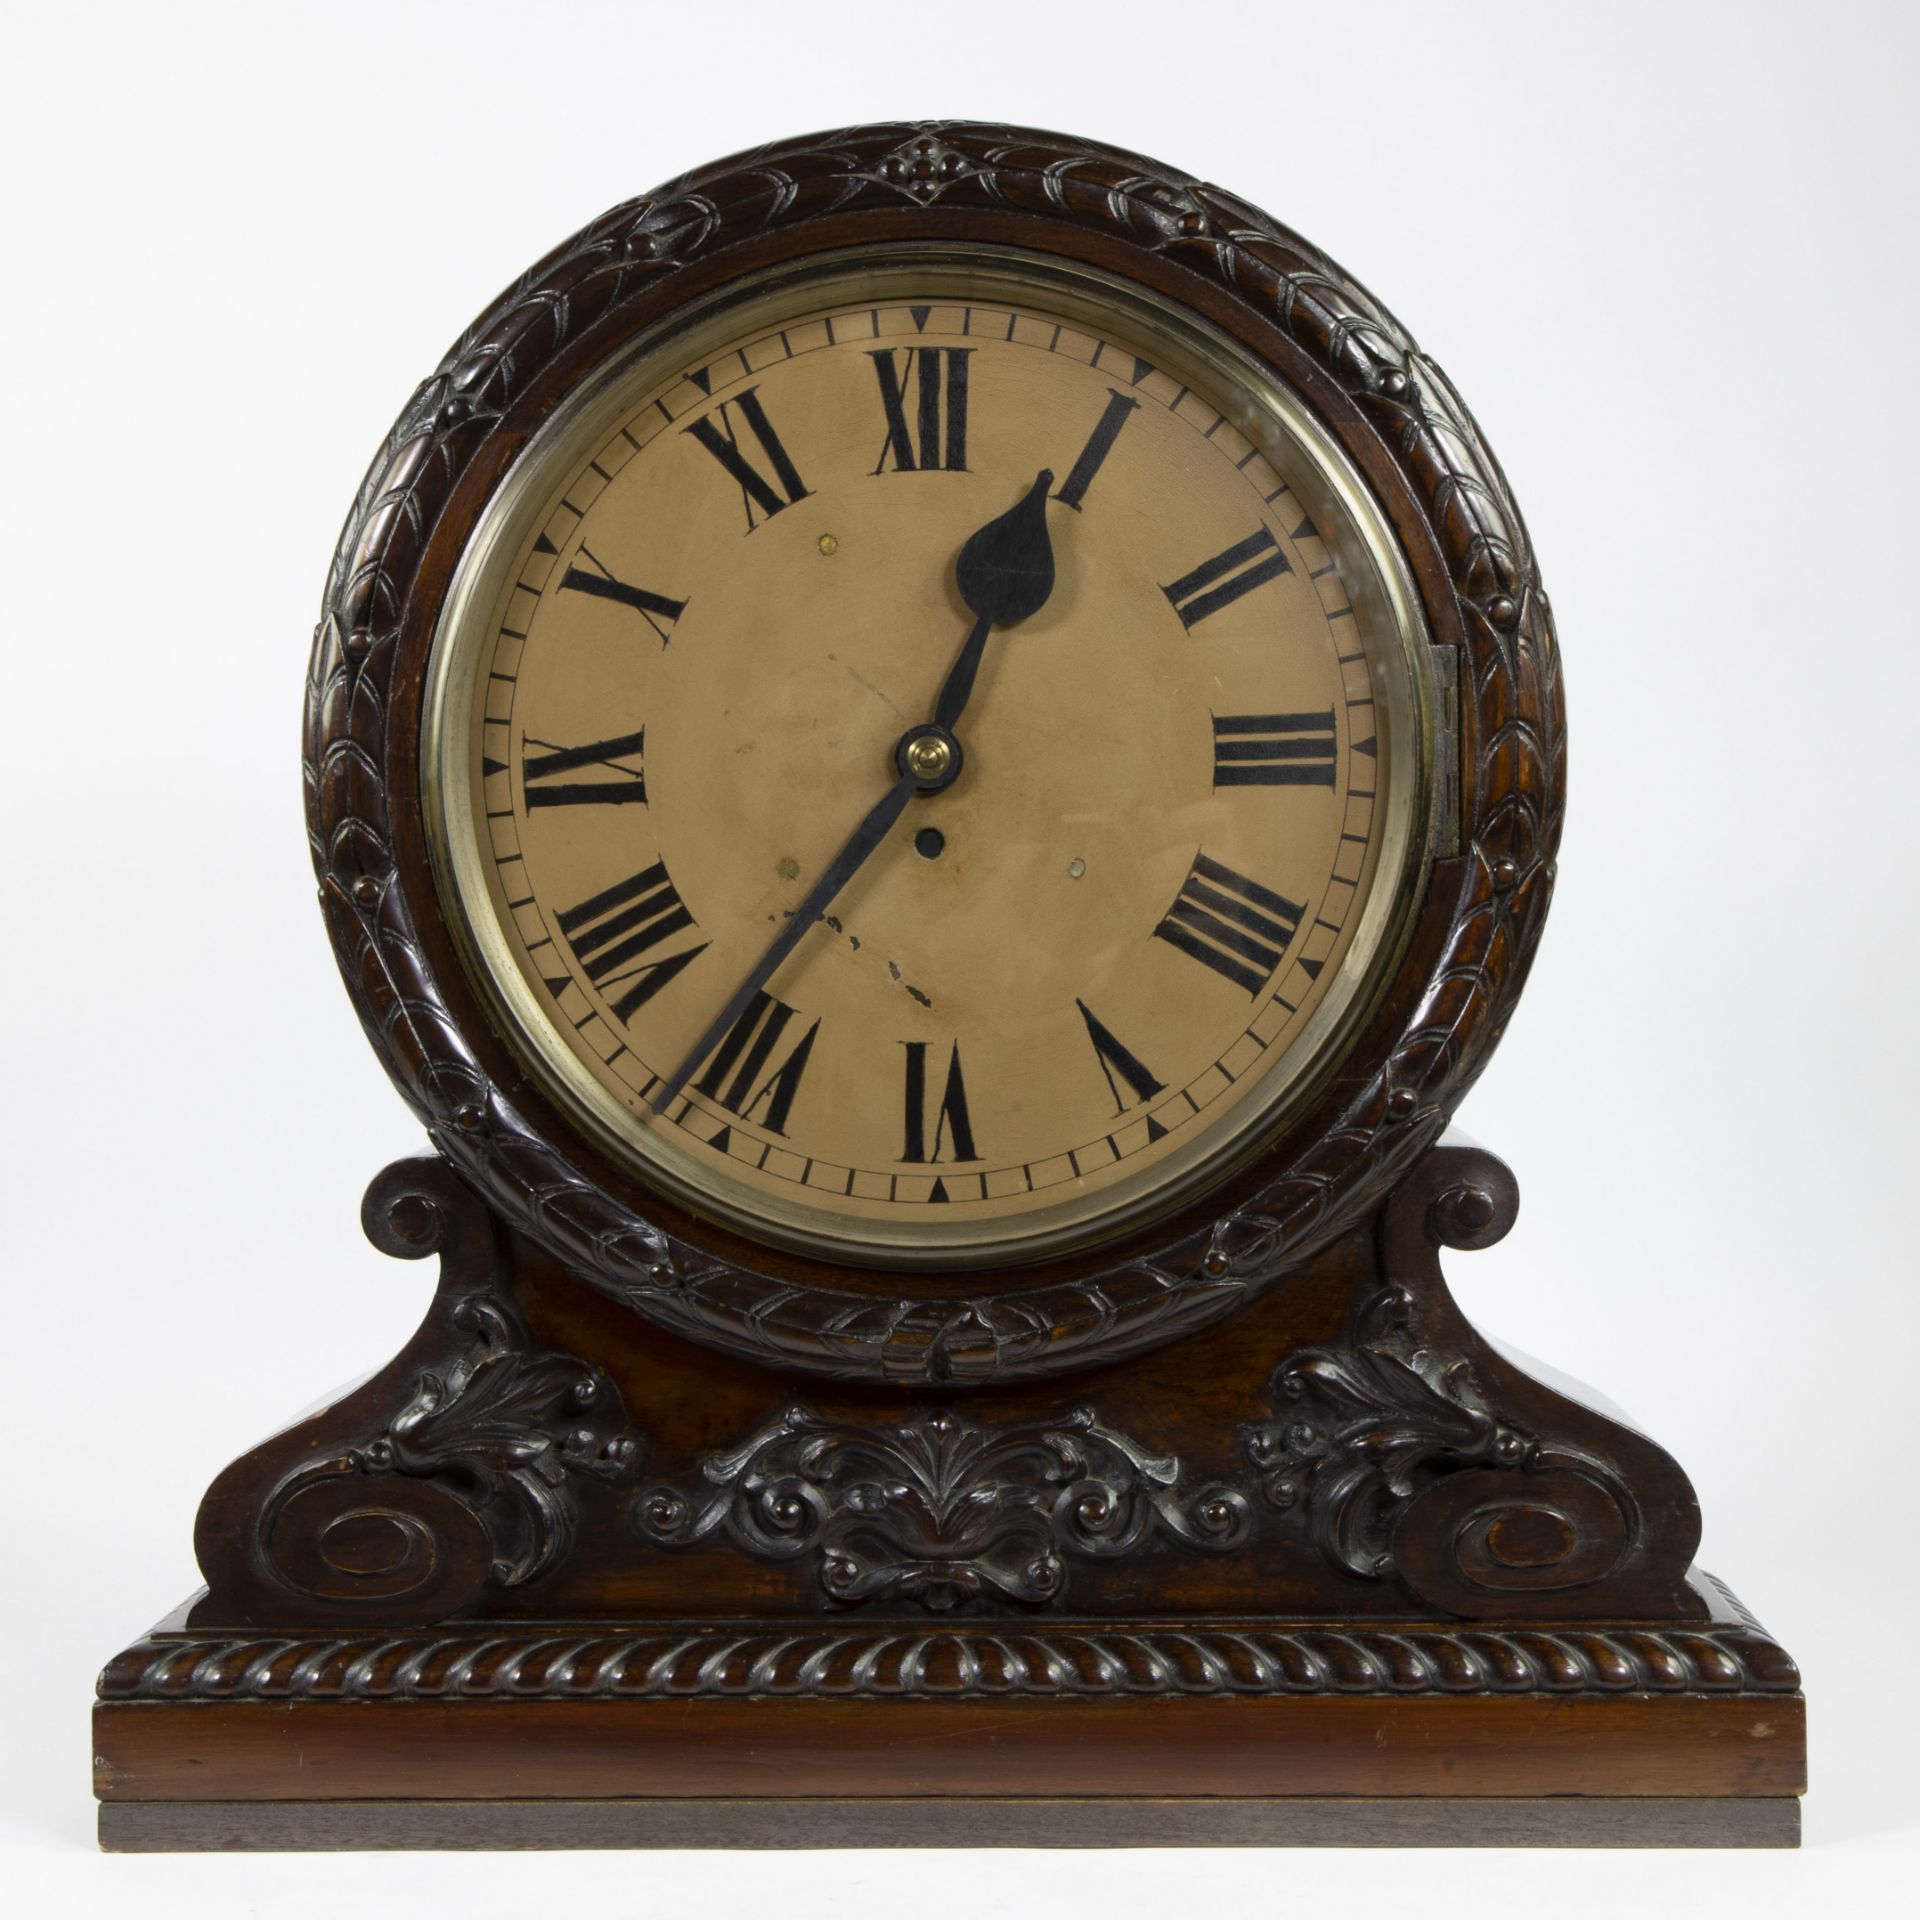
[1427,641,1462,860]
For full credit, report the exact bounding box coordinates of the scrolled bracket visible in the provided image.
[190,1157,642,1629]
[1412,1144,1522,1254]
[359,1154,507,1276]
[1245,1134,1701,1621]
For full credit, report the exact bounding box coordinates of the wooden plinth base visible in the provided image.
[94,1577,1804,1852]
[100,1794,1800,1852]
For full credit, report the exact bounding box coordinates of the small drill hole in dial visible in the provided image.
[915,827,945,861]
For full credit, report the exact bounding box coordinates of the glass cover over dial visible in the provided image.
[425,255,1435,1269]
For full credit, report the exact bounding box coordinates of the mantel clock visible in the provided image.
[94,123,1804,1851]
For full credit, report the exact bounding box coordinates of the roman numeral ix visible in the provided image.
[693,991,819,1139]
[1153,852,1304,996]
[522,728,648,808]
[559,548,685,645]
[683,387,809,532]
[870,347,971,472]
[554,860,707,1022]
[1212,709,1337,788]
[899,1040,980,1165]
[1162,526,1291,628]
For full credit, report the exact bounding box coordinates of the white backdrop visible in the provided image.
[4,0,1915,1908]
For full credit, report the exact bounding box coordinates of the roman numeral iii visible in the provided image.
[899,1041,980,1163]
[693,991,819,1137]
[522,729,648,807]
[683,388,810,531]
[1153,852,1304,995]
[555,860,707,1021]
[1212,710,1337,788]
[1162,526,1291,628]
[870,347,972,472]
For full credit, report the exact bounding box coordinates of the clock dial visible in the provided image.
[425,262,1434,1267]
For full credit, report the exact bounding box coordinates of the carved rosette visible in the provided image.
[635,1406,1249,1610]
[304,119,1566,1385]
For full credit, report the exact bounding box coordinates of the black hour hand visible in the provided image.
[935,468,1055,733]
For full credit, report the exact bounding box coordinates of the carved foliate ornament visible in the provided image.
[636,1404,1248,1610]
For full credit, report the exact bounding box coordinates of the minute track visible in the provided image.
[458,278,1399,1263]
[650,960,1354,1209]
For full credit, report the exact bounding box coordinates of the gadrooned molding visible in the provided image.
[100,1617,1797,1703]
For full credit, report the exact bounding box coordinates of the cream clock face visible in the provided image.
[425,257,1434,1269]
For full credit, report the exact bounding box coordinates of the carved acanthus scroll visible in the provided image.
[193,1159,641,1628]
[635,1405,1249,1611]
[1242,1144,1678,1618]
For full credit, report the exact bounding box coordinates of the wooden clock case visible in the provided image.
[93,122,1804,1851]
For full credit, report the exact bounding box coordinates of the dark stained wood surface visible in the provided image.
[181,1146,1713,1631]
[94,1691,1805,1804]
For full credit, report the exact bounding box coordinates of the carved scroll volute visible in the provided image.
[1248,1136,1705,1622]
[190,1158,640,1630]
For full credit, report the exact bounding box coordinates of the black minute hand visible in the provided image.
[646,771,916,1118]
[647,469,1058,1119]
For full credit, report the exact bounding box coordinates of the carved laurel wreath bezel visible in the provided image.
[303,121,1565,1386]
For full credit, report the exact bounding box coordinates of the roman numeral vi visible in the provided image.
[899,1041,980,1163]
